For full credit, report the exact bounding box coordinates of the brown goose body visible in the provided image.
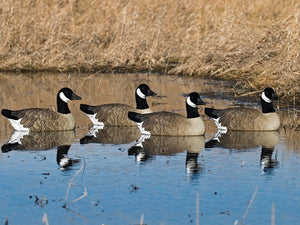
[80,83,156,127]
[89,104,152,126]
[205,87,280,131]
[14,108,76,131]
[138,111,205,136]
[128,92,206,136]
[1,87,81,131]
[215,108,280,131]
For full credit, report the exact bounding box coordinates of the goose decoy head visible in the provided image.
[262,87,278,102]
[58,87,82,102]
[136,84,157,98]
[187,92,206,107]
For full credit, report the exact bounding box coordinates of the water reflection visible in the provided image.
[260,147,278,172]
[56,145,81,169]
[205,131,280,172]
[80,126,140,145]
[1,131,80,169]
[128,135,205,174]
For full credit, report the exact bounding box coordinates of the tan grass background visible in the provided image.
[0,0,299,101]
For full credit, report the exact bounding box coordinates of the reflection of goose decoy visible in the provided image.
[1,88,81,131]
[80,126,140,145]
[80,84,156,127]
[56,145,81,169]
[205,87,280,131]
[205,131,279,150]
[186,152,203,174]
[128,135,205,168]
[260,147,278,170]
[128,92,206,136]
[1,130,75,152]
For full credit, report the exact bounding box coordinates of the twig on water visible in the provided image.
[196,193,200,225]
[237,187,259,225]
[139,214,144,225]
[271,202,275,225]
[63,161,87,208]
[42,213,49,225]
[64,206,88,223]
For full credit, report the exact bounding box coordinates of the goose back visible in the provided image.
[17,108,76,131]
[217,108,280,131]
[88,104,153,126]
[140,111,205,136]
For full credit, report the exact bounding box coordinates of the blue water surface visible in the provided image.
[0,129,300,225]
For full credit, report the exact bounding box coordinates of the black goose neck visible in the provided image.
[135,94,149,110]
[57,96,71,114]
[186,103,200,118]
[261,98,275,113]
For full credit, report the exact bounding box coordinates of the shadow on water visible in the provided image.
[1,131,81,170]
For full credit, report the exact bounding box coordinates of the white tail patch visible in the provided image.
[136,122,150,135]
[59,92,70,103]
[8,131,29,144]
[87,114,104,126]
[8,119,29,132]
[212,118,228,133]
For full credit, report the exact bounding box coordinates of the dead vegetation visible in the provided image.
[0,0,299,101]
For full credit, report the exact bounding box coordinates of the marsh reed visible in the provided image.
[0,0,299,101]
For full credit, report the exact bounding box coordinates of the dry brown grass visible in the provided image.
[0,0,299,101]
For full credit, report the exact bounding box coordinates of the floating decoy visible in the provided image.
[128,92,206,136]
[1,88,81,131]
[80,84,156,127]
[205,87,280,131]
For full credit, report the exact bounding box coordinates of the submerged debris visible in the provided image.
[30,195,48,208]
[129,184,140,193]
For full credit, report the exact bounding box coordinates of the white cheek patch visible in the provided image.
[8,118,30,132]
[186,97,197,108]
[136,88,146,99]
[59,92,70,103]
[262,92,271,103]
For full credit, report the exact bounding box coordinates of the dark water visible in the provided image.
[0,73,300,225]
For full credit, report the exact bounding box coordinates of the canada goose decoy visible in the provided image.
[1,88,81,132]
[205,87,280,131]
[80,84,157,127]
[128,92,206,136]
